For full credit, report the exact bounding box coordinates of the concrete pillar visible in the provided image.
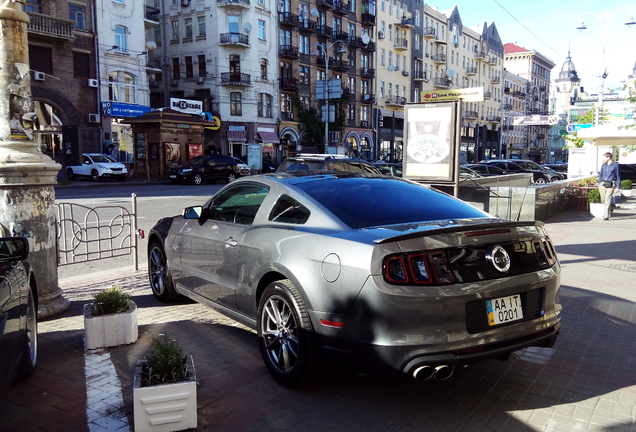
[0,1,68,318]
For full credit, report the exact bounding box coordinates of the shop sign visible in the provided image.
[170,98,203,114]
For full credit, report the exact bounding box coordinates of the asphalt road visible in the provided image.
[55,181,225,279]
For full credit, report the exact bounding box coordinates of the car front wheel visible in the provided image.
[193,174,203,185]
[227,172,237,183]
[148,241,179,302]
[534,177,547,184]
[66,168,75,180]
[19,286,37,379]
[91,169,100,182]
[257,279,326,387]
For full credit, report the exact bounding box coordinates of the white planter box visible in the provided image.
[133,356,197,432]
[622,189,632,197]
[589,202,605,218]
[83,300,138,350]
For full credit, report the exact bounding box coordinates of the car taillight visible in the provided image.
[384,251,455,285]
[533,237,557,268]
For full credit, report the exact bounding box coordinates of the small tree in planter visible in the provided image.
[134,334,197,432]
[587,188,604,218]
[84,285,138,350]
[621,179,633,197]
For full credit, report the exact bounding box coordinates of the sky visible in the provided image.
[431,0,636,92]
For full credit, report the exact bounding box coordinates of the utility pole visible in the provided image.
[0,0,68,317]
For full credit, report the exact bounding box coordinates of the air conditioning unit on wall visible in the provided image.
[88,79,99,87]
[378,31,385,39]
[33,71,45,81]
[88,113,100,123]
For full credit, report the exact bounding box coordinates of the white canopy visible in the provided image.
[578,122,636,146]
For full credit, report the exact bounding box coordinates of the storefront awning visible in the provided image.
[228,130,246,142]
[258,131,280,143]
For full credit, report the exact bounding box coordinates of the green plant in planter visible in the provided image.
[91,285,130,316]
[587,188,602,203]
[620,179,633,190]
[142,334,190,386]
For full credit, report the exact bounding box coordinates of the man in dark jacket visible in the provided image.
[598,152,621,220]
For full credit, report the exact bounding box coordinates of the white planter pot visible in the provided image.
[589,202,605,218]
[83,300,138,350]
[133,356,197,432]
[622,189,632,197]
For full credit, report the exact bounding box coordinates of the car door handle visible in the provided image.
[224,237,238,248]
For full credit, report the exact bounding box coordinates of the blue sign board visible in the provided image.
[101,102,151,118]
[566,123,593,132]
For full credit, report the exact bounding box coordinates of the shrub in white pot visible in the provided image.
[133,334,197,432]
[84,285,138,350]
[621,180,633,197]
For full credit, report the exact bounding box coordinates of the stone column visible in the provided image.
[0,1,68,318]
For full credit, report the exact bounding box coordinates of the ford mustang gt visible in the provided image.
[147,172,561,387]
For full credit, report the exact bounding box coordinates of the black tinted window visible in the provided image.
[268,195,311,224]
[295,177,489,229]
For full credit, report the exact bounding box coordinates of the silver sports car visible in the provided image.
[147,172,561,387]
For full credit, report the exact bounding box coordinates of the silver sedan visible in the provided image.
[147,172,561,387]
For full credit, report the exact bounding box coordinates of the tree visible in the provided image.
[563,104,610,149]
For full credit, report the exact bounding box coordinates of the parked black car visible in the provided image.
[542,164,568,179]
[0,237,37,395]
[277,154,381,174]
[483,160,554,184]
[463,164,510,177]
[168,155,240,185]
[619,164,636,183]
[373,162,403,177]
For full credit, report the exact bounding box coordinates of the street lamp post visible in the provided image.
[315,40,346,150]
[576,8,635,126]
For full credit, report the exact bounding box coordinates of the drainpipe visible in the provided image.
[0,0,68,318]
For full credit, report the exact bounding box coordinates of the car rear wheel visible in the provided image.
[193,174,203,185]
[91,170,100,182]
[19,287,37,379]
[66,168,75,180]
[534,177,547,184]
[226,172,237,183]
[148,241,179,302]
[550,177,561,182]
[258,279,326,388]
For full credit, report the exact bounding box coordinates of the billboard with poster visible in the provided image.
[165,143,181,167]
[403,102,459,182]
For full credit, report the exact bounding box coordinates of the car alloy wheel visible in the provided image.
[534,177,547,184]
[227,172,237,183]
[193,174,203,185]
[66,168,75,180]
[20,287,37,378]
[258,280,325,387]
[91,169,100,182]
[148,241,178,302]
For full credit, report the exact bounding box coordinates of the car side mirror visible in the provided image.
[183,206,203,219]
[0,237,29,261]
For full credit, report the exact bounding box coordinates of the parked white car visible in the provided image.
[66,153,128,182]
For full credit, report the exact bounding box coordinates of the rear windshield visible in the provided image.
[295,177,489,229]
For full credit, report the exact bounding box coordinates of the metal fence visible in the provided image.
[55,194,140,270]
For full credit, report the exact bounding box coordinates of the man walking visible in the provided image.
[598,152,621,221]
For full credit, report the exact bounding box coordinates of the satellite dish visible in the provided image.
[361,34,370,44]
[388,65,394,71]
[310,7,319,16]
[244,23,252,32]
[446,69,455,77]
[146,41,157,52]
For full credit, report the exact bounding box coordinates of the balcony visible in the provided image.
[431,53,446,64]
[317,25,333,39]
[536,134,545,140]
[486,116,501,123]
[361,2,376,25]
[423,27,436,39]
[462,110,478,119]
[280,111,295,121]
[220,72,251,86]
[539,86,547,92]
[466,66,477,76]
[333,0,348,15]
[280,45,300,59]
[475,50,486,60]
[491,76,500,84]
[298,19,317,33]
[385,96,405,106]
[348,35,364,48]
[280,77,299,91]
[484,91,492,99]
[487,56,498,65]
[361,94,374,104]
[144,5,160,27]
[317,0,334,8]
[513,90,526,98]
[360,67,375,78]
[361,40,375,51]
[330,58,350,72]
[394,38,408,50]
[26,12,75,41]
[413,70,427,81]
[503,104,513,110]
[433,77,452,89]
[397,17,414,28]
[220,32,249,47]
[217,0,250,8]
[279,12,299,27]
[504,87,511,93]
[333,30,349,42]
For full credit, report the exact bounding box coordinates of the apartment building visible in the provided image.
[501,70,529,159]
[504,43,555,162]
[25,0,100,165]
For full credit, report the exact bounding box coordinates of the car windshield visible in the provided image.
[90,155,116,163]
[183,156,208,167]
[295,177,489,229]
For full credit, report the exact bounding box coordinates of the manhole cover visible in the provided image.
[610,263,636,272]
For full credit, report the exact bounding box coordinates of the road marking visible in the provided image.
[84,348,131,431]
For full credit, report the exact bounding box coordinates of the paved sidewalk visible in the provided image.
[2,198,636,431]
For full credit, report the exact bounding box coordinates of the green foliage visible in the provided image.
[91,285,130,316]
[620,179,633,190]
[577,178,597,187]
[143,334,190,386]
[587,188,601,204]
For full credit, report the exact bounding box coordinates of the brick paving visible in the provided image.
[3,197,636,431]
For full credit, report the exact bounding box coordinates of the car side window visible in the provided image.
[207,183,269,225]
[83,156,90,164]
[268,195,311,224]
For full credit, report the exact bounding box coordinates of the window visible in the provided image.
[184,18,193,39]
[260,58,268,79]
[281,93,292,113]
[299,34,310,55]
[348,49,355,67]
[388,24,392,40]
[380,81,385,98]
[299,65,309,85]
[268,195,310,225]
[381,48,385,66]
[208,184,269,225]
[171,20,179,41]
[361,79,369,96]
[185,56,193,77]
[349,0,355,12]
[360,105,368,122]
[348,104,355,120]
[258,19,266,40]
[73,52,90,77]
[172,57,180,79]
[25,0,42,13]
[69,4,86,30]
[114,26,128,52]
[198,16,206,36]
[108,71,136,103]
[257,93,273,117]
[228,16,239,33]
[198,54,206,77]
[415,10,420,26]
[230,92,242,115]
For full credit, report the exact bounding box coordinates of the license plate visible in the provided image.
[486,294,523,326]
[169,175,176,178]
